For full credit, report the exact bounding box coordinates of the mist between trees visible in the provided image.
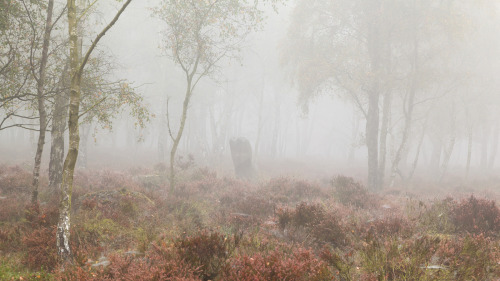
[1,0,500,186]
[0,0,500,275]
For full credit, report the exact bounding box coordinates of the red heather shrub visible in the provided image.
[55,250,201,281]
[73,169,142,196]
[184,168,219,192]
[276,203,346,247]
[103,254,200,281]
[436,234,500,280]
[276,207,293,230]
[70,224,105,266]
[220,192,275,219]
[21,203,60,270]
[76,189,153,227]
[227,212,260,231]
[331,176,377,209]
[451,195,500,235]
[359,216,414,240]
[0,195,25,222]
[263,177,325,204]
[292,202,325,228]
[22,226,58,271]
[418,197,456,234]
[174,230,232,280]
[361,235,442,281]
[175,173,220,199]
[320,246,355,280]
[311,215,347,247]
[0,165,31,194]
[0,223,24,252]
[222,248,335,280]
[25,203,59,228]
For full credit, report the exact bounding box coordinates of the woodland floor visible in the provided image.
[0,163,499,280]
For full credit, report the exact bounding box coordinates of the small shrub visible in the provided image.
[361,235,446,280]
[25,203,59,228]
[451,195,500,235]
[222,248,335,280]
[263,177,325,204]
[417,197,456,234]
[0,196,25,222]
[103,253,199,281]
[21,203,60,270]
[0,223,24,252]
[276,203,346,247]
[358,216,414,241]
[331,176,377,209]
[172,201,207,231]
[276,207,293,231]
[292,202,325,228]
[437,234,500,280]
[239,195,275,218]
[320,246,355,281]
[220,192,275,219]
[227,213,259,232]
[22,226,58,271]
[311,215,347,247]
[0,165,31,195]
[55,249,201,281]
[76,189,152,227]
[175,230,232,280]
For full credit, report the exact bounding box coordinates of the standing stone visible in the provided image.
[229,137,255,179]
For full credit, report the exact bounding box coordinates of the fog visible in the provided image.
[3,0,500,277]
[1,0,500,187]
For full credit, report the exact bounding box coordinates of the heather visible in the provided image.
[0,164,499,280]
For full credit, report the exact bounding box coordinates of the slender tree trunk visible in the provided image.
[57,0,133,266]
[488,121,499,169]
[78,123,91,168]
[31,0,55,203]
[407,122,426,181]
[390,9,419,186]
[270,91,281,158]
[378,91,391,187]
[365,0,382,191]
[49,94,68,191]
[465,129,473,179]
[49,63,69,191]
[366,91,380,191]
[209,105,219,153]
[439,102,456,182]
[158,98,168,163]
[254,84,265,159]
[390,89,416,186]
[169,77,194,191]
[57,0,80,265]
[480,124,489,169]
[349,107,360,162]
[429,134,442,175]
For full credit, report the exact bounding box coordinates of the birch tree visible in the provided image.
[154,0,263,191]
[57,0,133,266]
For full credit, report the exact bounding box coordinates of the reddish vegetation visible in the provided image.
[451,195,500,235]
[0,164,499,280]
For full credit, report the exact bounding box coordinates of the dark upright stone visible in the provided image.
[229,137,255,179]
